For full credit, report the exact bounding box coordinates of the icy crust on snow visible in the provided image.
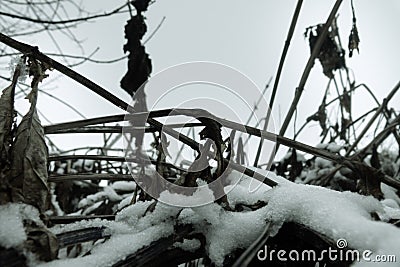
[0,203,41,248]
[264,182,400,267]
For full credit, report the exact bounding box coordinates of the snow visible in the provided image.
[82,201,103,215]
[224,171,271,206]
[44,201,178,267]
[156,168,284,207]
[315,157,333,168]
[327,142,342,153]
[72,159,94,172]
[78,186,122,209]
[117,194,134,210]
[111,181,136,191]
[50,184,64,216]
[380,205,400,220]
[158,184,216,207]
[8,56,28,82]
[173,238,201,252]
[264,182,400,267]
[381,198,399,209]
[381,184,400,206]
[0,203,41,248]
[50,218,121,236]
[115,200,181,230]
[316,142,342,153]
[176,202,269,265]
[0,204,28,248]
[56,167,65,175]
[203,206,269,265]
[40,224,174,267]
[28,167,400,266]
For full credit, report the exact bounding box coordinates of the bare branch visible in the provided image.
[0,3,128,25]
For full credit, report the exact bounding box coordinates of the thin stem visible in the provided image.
[253,0,303,167]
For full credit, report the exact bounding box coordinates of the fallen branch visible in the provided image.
[112,224,198,267]
[45,123,202,134]
[49,174,134,182]
[56,227,110,248]
[48,155,187,173]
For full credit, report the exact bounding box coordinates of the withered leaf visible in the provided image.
[10,106,49,213]
[348,23,360,57]
[0,70,19,167]
[307,23,346,78]
[0,86,14,167]
[289,149,303,182]
[370,145,381,170]
[198,117,223,143]
[120,15,152,96]
[354,162,383,200]
[0,68,20,205]
[306,95,328,137]
[131,0,152,13]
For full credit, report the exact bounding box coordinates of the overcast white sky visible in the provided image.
[3,0,400,163]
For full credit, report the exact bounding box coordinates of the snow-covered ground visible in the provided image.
[2,168,400,266]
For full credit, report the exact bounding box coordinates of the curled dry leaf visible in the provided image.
[307,100,327,136]
[10,107,49,213]
[0,86,14,167]
[306,23,346,78]
[120,14,152,96]
[0,66,20,205]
